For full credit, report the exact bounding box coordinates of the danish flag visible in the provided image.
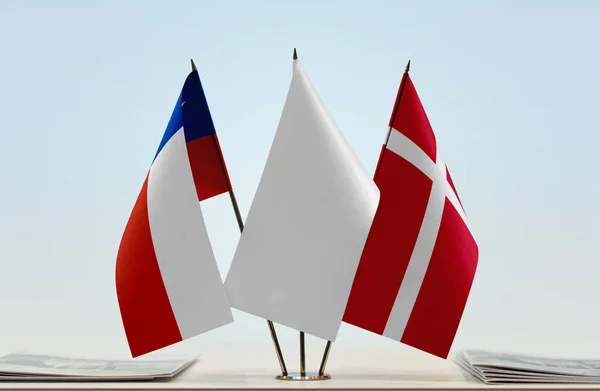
[343,65,479,359]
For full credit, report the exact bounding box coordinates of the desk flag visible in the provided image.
[225,55,380,342]
[343,67,479,359]
[116,66,234,357]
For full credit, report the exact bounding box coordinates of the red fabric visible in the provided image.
[389,76,437,162]
[343,150,432,333]
[186,134,231,202]
[401,199,478,358]
[115,175,182,357]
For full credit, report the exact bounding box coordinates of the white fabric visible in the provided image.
[224,60,380,342]
[148,127,233,338]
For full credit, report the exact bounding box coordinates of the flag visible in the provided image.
[343,69,479,359]
[115,67,234,357]
[224,57,380,342]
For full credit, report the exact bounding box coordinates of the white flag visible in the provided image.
[224,58,380,342]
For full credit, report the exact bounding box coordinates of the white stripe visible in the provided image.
[382,129,473,340]
[382,180,445,339]
[386,129,473,237]
[147,128,233,339]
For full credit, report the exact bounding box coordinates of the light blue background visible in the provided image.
[1,0,599,363]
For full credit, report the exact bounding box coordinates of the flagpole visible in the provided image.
[300,331,306,377]
[384,59,411,147]
[190,59,288,378]
[316,59,412,378]
[317,340,331,376]
[227,187,289,378]
[292,47,333,380]
[294,46,306,378]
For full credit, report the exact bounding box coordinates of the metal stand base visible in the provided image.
[276,372,331,381]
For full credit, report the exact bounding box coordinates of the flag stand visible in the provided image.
[189,59,290,379]
[275,332,332,380]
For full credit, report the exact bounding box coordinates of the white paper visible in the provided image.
[224,59,380,342]
[0,353,194,381]
[456,349,600,384]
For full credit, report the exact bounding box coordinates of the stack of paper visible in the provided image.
[0,353,194,381]
[456,350,600,384]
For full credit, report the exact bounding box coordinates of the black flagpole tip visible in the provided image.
[191,59,197,71]
[405,59,411,73]
[293,48,298,60]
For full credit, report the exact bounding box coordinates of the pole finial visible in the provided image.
[405,59,411,73]
[191,59,197,71]
[293,48,298,60]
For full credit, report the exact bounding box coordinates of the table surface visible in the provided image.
[1,348,599,391]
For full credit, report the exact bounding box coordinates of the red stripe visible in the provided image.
[400,199,478,358]
[343,150,432,334]
[186,134,231,202]
[115,175,182,357]
[212,134,233,191]
[390,76,437,162]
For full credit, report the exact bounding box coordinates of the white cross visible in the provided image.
[381,127,476,340]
